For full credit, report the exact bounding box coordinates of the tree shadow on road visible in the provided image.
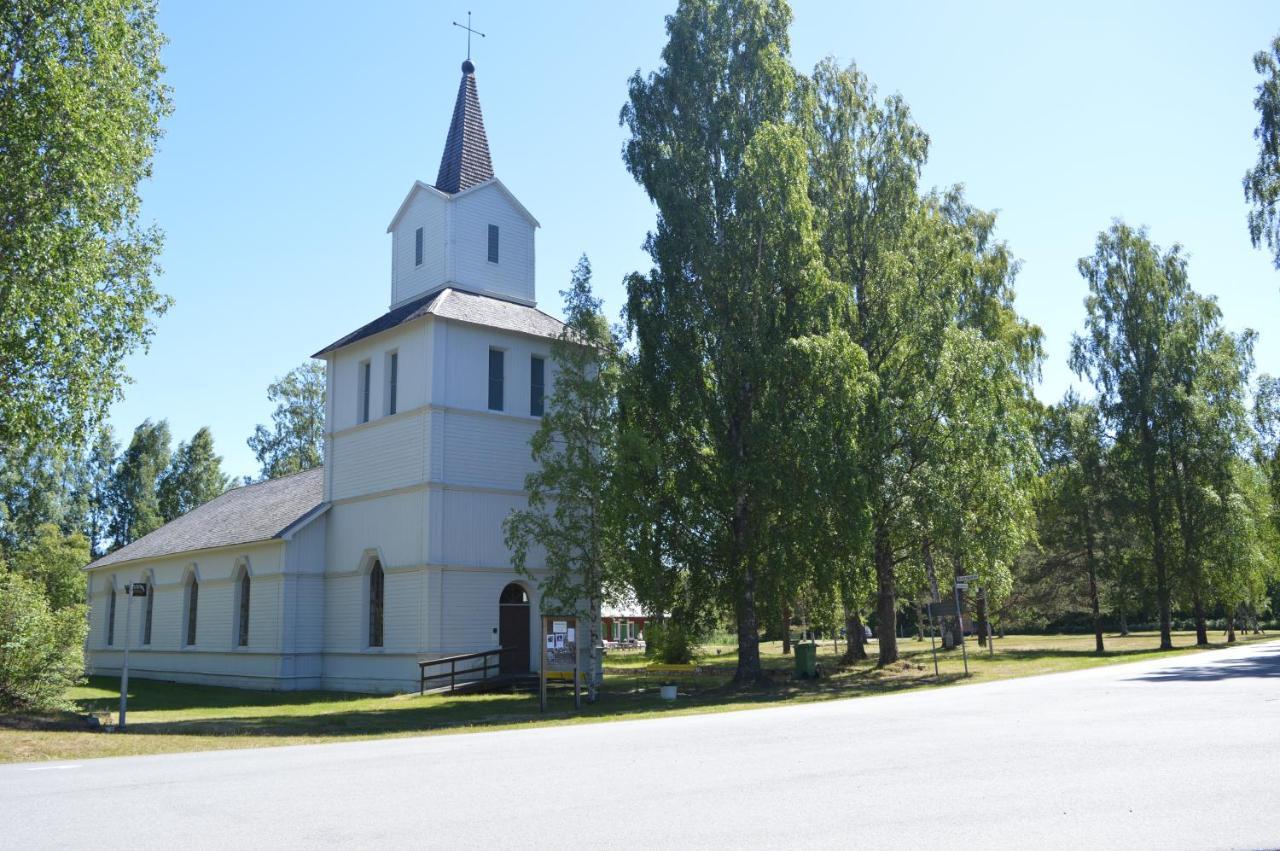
[1124,645,1280,683]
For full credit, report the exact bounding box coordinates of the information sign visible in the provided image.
[540,615,581,712]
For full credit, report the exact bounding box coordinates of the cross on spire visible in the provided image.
[452,11,485,62]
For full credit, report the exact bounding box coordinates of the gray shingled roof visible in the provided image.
[313,287,565,357]
[86,468,325,570]
[435,60,494,194]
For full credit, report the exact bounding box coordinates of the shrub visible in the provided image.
[0,572,88,712]
[645,621,699,664]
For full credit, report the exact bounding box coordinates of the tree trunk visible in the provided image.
[949,557,967,648]
[1172,456,1207,648]
[976,593,988,648]
[841,605,867,663]
[1193,594,1209,646]
[914,604,926,642]
[923,536,951,648]
[1140,421,1173,650]
[781,605,792,656]
[1226,609,1237,643]
[1119,606,1129,637]
[1083,507,1104,654]
[874,525,898,666]
[733,560,764,685]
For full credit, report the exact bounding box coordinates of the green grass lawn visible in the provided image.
[1,629,1273,764]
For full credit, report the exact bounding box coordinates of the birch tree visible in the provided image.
[504,258,624,699]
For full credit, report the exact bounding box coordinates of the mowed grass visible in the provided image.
[1,629,1273,764]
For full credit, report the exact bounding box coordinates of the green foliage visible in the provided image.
[247,362,326,480]
[158,427,228,521]
[0,572,88,712]
[0,0,172,463]
[108,419,170,547]
[1256,375,1280,533]
[643,620,699,665]
[1245,33,1280,269]
[504,257,626,692]
[6,523,89,611]
[804,58,1040,662]
[74,427,119,558]
[620,0,866,684]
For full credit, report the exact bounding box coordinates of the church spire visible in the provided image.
[434,60,494,194]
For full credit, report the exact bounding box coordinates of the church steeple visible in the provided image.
[434,60,494,194]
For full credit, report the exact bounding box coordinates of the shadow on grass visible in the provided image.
[57,663,964,740]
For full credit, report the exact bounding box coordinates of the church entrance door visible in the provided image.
[498,583,530,675]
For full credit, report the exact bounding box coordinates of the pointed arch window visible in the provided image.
[369,560,384,648]
[236,569,251,647]
[142,579,154,645]
[184,573,199,646]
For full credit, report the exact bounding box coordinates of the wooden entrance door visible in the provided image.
[498,583,530,674]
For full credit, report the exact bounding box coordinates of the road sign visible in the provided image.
[956,574,979,583]
[129,582,148,597]
[954,582,969,591]
[927,600,958,619]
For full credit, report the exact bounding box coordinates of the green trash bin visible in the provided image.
[794,641,818,678]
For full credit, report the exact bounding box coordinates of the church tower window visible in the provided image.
[358,360,371,424]
[487,224,499,263]
[488,348,504,411]
[386,351,398,415]
[369,561,384,648]
[414,226,424,267]
[530,355,544,416]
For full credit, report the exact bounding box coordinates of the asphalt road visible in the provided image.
[3,640,1279,849]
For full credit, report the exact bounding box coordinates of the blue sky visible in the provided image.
[112,0,1278,479]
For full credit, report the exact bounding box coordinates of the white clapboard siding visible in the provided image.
[450,183,535,304]
[391,188,448,305]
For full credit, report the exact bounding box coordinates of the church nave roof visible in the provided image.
[86,467,325,570]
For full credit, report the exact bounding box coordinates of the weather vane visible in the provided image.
[452,11,485,62]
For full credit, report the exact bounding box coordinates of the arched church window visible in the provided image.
[107,584,117,646]
[184,573,199,646]
[369,560,384,648]
[236,568,251,647]
[142,578,154,645]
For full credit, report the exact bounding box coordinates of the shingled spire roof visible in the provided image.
[434,59,494,194]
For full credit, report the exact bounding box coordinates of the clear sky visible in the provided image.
[110,0,1278,480]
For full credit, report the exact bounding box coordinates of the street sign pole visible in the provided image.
[539,615,547,713]
[953,582,969,677]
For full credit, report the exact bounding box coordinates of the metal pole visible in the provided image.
[119,589,133,728]
[539,616,547,713]
[954,583,969,676]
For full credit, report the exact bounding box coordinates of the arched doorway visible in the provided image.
[498,583,530,674]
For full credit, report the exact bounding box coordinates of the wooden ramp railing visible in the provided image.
[418,649,507,695]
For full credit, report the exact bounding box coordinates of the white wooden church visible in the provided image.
[84,59,565,693]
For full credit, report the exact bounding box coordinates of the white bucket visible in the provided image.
[659,684,678,701]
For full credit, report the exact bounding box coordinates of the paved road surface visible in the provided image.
[3,640,1279,849]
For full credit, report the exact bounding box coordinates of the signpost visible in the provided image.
[925,600,958,678]
[539,615,580,712]
[119,581,148,729]
[953,577,974,677]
